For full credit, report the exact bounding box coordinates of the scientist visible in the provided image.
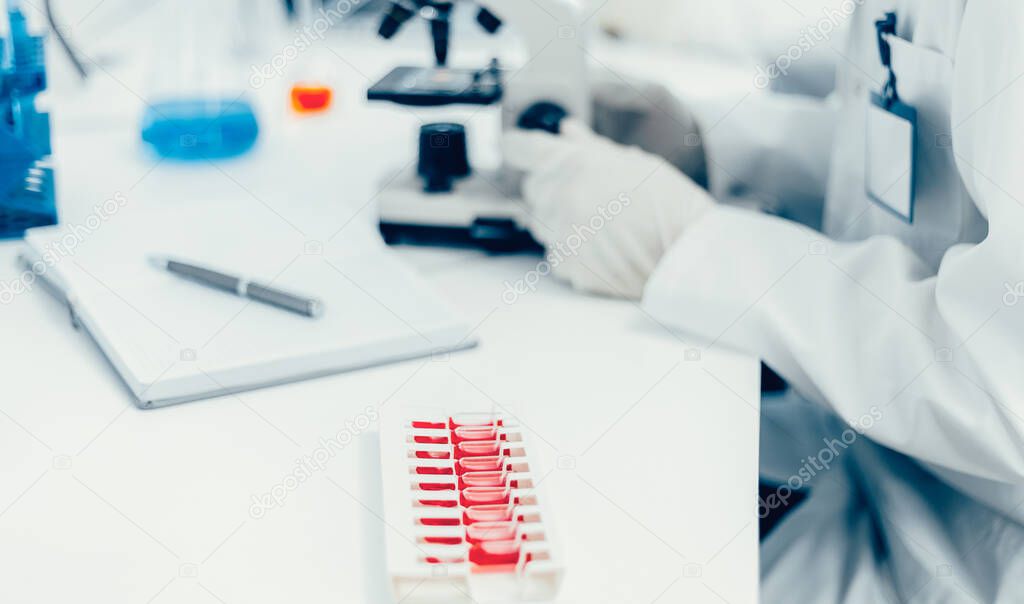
[504,0,1024,601]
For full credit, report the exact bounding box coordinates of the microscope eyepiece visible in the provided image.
[475,7,502,34]
[378,2,414,39]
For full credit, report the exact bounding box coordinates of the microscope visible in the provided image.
[367,0,588,252]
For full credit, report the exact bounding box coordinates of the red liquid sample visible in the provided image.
[418,482,456,491]
[469,540,520,566]
[412,421,446,429]
[290,84,333,112]
[455,441,501,459]
[419,517,460,526]
[425,556,464,564]
[423,536,463,545]
[415,450,451,460]
[466,521,517,544]
[416,466,454,475]
[460,486,511,507]
[451,426,502,443]
[455,456,505,474]
[463,504,514,524]
[459,471,507,490]
[419,499,458,508]
[414,435,449,445]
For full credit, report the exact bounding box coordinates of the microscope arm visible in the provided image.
[474,0,590,130]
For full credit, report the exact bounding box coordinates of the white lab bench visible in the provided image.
[0,20,760,604]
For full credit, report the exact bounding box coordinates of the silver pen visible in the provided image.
[150,256,324,318]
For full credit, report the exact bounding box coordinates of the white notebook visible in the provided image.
[22,201,476,408]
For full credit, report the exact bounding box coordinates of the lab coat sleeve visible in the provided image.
[700,91,838,227]
[643,0,1024,483]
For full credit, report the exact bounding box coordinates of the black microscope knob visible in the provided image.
[418,122,470,193]
[517,101,568,134]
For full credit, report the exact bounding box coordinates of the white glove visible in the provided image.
[503,119,715,300]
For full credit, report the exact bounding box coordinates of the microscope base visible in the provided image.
[376,167,542,253]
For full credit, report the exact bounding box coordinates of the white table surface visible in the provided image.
[0,17,760,604]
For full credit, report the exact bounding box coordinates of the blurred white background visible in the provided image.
[30,0,848,67]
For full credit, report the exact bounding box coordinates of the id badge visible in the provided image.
[865,92,917,222]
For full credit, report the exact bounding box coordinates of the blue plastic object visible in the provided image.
[140,98,259,159]
[0,5,57,239]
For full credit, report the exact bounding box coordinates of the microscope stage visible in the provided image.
[367,66,503,107]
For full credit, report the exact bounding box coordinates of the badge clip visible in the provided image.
[875,12,899,107]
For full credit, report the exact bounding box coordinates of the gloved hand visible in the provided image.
[503,119,715,299]
[590,73,708,187]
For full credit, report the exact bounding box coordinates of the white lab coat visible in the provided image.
[642,0,1024,601]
